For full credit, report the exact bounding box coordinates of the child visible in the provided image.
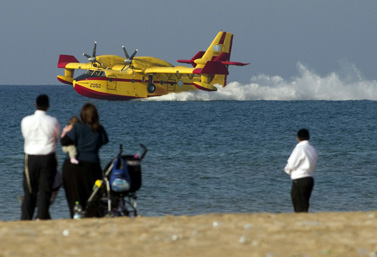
[61,116,80,164]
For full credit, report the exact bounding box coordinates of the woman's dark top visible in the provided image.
[61,123,109,163]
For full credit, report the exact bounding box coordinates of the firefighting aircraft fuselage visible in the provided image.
[57,31,249,100]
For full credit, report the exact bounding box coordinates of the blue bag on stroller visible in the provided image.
[110,158,131,192]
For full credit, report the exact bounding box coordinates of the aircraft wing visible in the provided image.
[144,66,195,74]
[64,62,93,70]
[145,61,234,76]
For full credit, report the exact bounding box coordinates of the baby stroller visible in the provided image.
[85,144,147,217]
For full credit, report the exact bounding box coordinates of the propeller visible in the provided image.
[83,41,102,66]
[121,45,138,71]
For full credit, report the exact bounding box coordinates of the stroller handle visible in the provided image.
[117,144,123,158]
[116,144,148,160]
[139,144,148,160]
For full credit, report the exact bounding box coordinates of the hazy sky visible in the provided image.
[1,0,376,85]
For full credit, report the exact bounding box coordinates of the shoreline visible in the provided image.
[1,211,377,257]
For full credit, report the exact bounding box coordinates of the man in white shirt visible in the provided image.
[21,94,60,220]
[284,129,318,213]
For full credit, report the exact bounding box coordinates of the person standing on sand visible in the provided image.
[284,129,318,213]
[61,103,109,218]
[20,94,61,220]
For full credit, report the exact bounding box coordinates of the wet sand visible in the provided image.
[1,211,377,257]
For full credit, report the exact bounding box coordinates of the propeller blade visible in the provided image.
[95,59,102,66]
[83,42,102,66]
[121,64,130,72]
[130,49,138,59]
[121,45,138,71]
[122,46,130,59]
[92,41,97,57]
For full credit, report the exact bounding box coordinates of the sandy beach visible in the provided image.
[1,211,377,257]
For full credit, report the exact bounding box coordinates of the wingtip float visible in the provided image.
[57,31,249,101]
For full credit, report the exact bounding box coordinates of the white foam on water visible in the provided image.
[142,62,377,101]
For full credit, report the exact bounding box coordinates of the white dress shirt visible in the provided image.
[284,140,318,180]
[21,110,60,155]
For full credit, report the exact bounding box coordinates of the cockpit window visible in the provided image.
[92,71,101,76]
[75,70,106,81]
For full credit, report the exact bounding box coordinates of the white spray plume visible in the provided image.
[143,62,377,101]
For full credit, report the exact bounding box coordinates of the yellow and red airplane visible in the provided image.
[57,31,249,100]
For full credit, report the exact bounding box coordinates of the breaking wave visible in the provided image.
[143,62,377,101]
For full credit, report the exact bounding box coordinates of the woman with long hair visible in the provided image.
[61,103,109,218]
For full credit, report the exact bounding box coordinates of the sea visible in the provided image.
[1,63,377,221]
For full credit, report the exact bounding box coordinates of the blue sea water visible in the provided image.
[1,67,377,221]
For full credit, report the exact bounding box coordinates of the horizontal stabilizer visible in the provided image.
[214,52,249,66]
[58,55,79,68]
[177,51,205,67]
[194,82,217,91]
[221,61,250,66]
